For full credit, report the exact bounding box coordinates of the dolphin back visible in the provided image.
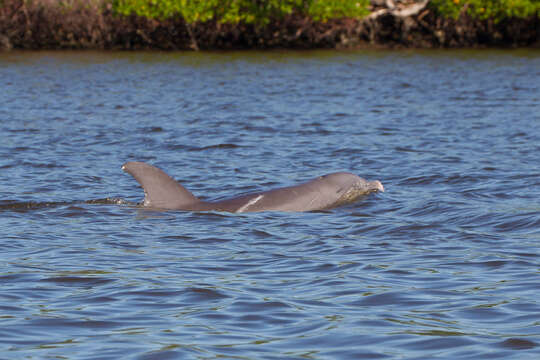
[122,162,200,209]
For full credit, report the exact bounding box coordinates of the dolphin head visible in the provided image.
[319,172,384,207]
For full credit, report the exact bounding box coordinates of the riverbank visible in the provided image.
[1,0,538,50]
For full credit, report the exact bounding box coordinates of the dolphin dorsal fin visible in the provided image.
[122,162,200,209]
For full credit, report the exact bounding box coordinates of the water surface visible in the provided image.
[1,49,539,359]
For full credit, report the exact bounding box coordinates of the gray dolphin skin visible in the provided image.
[122,161,384,213]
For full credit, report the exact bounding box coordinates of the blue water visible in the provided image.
[1,49,539,359]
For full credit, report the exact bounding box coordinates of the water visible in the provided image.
[1,49,539,359]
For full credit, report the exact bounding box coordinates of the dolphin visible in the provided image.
[122,161,384,213]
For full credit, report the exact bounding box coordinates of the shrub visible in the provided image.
[429,0,540,22]
[112,0,370,24]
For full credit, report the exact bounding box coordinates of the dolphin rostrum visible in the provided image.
[122,161,384,213]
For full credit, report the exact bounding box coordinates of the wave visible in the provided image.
[0,198,134,212]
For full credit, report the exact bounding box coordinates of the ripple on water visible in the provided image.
[498,338,538,350]
[0,50,539,360]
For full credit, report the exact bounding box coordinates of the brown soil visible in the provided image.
[0,0,538,50]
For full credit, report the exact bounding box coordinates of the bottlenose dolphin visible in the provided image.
[122,161,384,213]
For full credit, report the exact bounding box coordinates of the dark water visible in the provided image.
[1,49,539,359]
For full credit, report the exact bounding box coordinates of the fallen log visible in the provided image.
[367,0,429,20]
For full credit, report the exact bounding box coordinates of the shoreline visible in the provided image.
[1,1,538,51]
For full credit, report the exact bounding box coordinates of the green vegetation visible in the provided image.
[2,0,537,50]
[14,0,540,24]
[430,0,540,22]
[112,0,371,24]
[110,0,539,24]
